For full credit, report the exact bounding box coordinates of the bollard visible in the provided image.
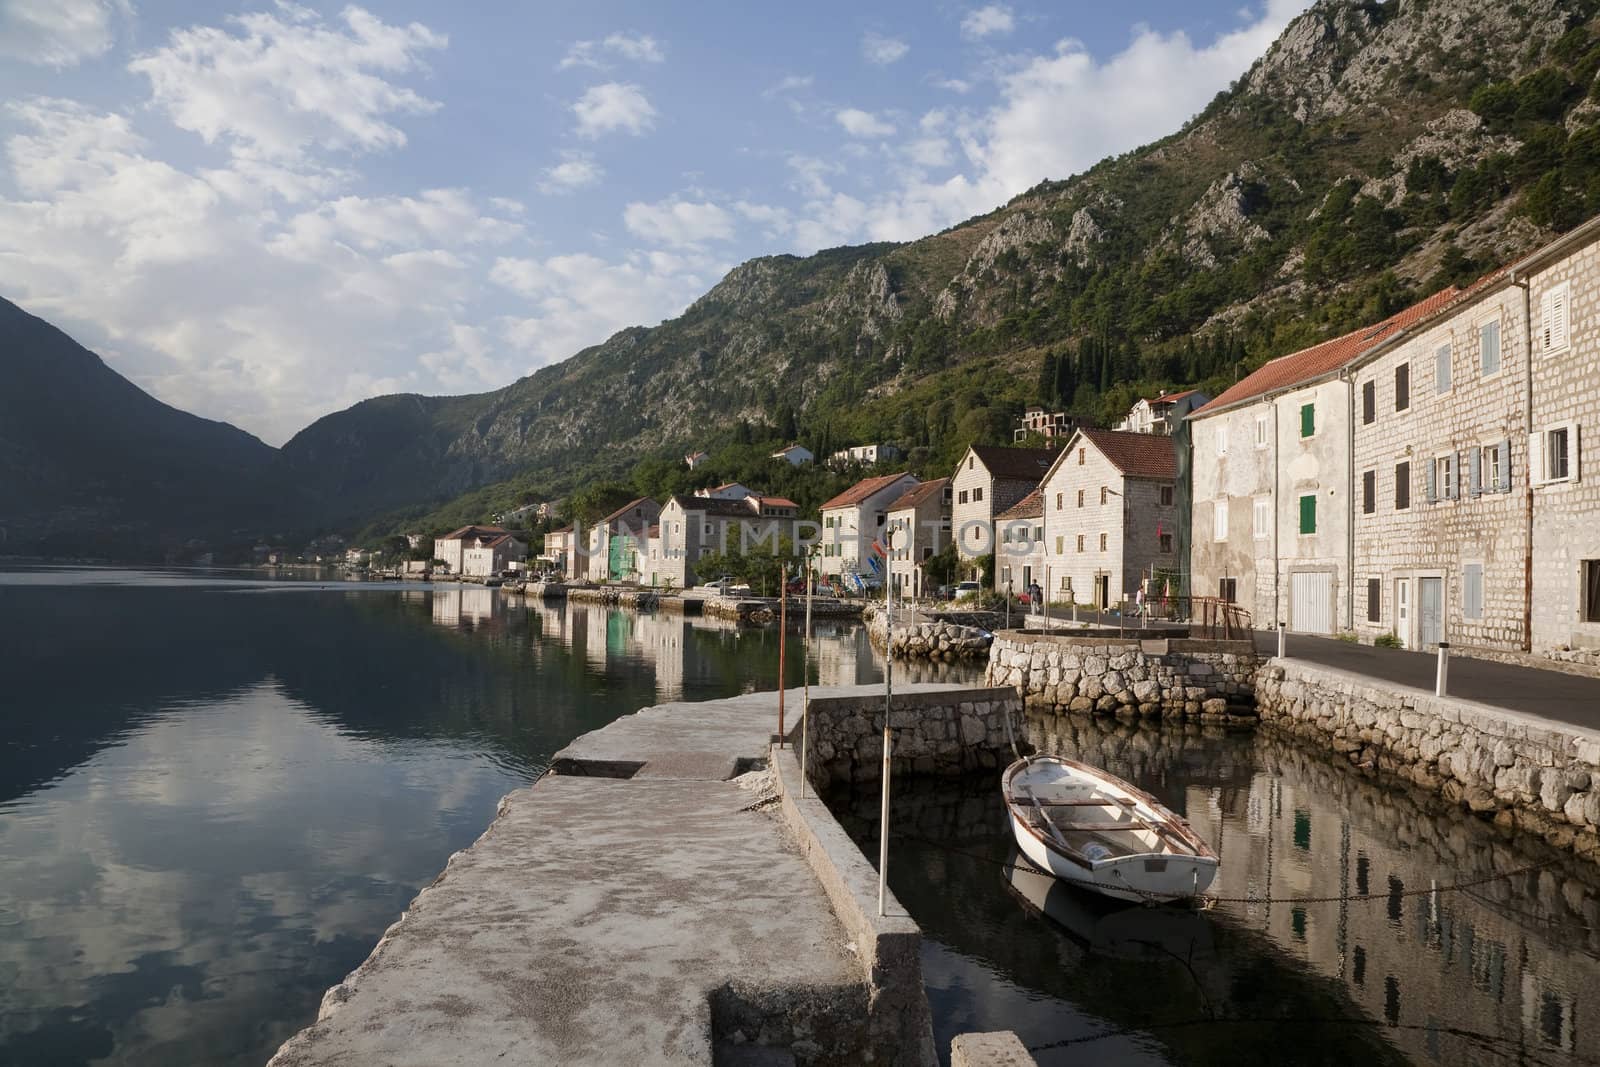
[1436,642,1450,697]
[1277,621,1286,659]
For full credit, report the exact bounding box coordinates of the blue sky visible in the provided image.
[0,0,1310,443]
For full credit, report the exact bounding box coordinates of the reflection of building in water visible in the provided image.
[430,586,500,628]
[629,612,685,702]
[811,625,877,687]
[1025,715,1600,1065]
[531,602,571,648]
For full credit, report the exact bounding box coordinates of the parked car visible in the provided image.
[953,580,983,600]
[934,584,956,601]
[702,575,738,594]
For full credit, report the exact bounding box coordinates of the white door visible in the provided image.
[1395,579,1410,648]
[1290,572,1333,635]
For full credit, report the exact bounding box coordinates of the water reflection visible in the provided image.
[0,569,914,1067]
[839,711,1600,1067]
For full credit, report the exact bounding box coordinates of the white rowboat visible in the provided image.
[1002,755,1219,904]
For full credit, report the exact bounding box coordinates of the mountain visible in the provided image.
[12,0,1600,551]
[0,298,298,556]
[279,0,1600,529]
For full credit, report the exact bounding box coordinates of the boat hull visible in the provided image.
[1007,808,1216,902]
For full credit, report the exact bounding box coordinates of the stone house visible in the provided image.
[884,477,951,599]
[993,489,1044,596]
[770,444,814,466]
[462,532,527,578]
[828,444,903,468]
[694,482,754,501]
[1037,429,1177,608]
[435,524,511,576]
[818,472,919,580]
[1114,389,1212,435]
[1013,408,1078,442]
[656,493,805,588]
[584,498,661,582]
[543,525,578,579]
[949,444,1058,577]
[1188,288,1460,634]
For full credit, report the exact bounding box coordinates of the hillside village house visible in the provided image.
[461,532,527,578]
[435,525,511,575]
[819,472,920,581]
[770,444,814,466]
[1014,408,1078,442]
[994,489,1045,595]
[684,451,710,470]
[585,498,661,582]
[1038,430,1178,609]
[695,482,754,501]
[543,525,577,578]
[949,445,1057,577]
[1115,390,1212,435]
[654,492,803,588]
[828,444,902,468]
[885,478,951,598]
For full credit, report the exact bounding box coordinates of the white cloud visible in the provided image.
[622,198,735,248]
[0,0,127,67]
[764,74,813,98]
[538,151,603,194]
[835,108,895,138]
[127,5,447,161]
[961,5,1015,39]
[572,82,657,139]
[936,77,973,93]
[906,137,953,168]
[558,31,664,70]
[861,32,909,65]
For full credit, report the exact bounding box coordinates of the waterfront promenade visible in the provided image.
[267,684,967,1066]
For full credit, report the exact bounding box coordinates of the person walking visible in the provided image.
[1029,580,1043,615]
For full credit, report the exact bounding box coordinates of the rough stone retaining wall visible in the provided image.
[985,630,1260,723]
[565,586,661,610]
[1256,660,1600,863]
[863,603,993,661]
[790,687,1022,786]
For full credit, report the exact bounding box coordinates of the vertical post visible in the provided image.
[1277,620,1287,659]
[802,554,814,798]
[777,566,788,747]
[1044,566,1052,633]
[1006,581,1012,631]
[1436,642,1450,697]
[879,547,893,918]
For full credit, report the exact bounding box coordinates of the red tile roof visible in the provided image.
[441,524,508,541]
[600,497,656,524]
[820,472,914,511]
[995,488,1043,520]
[968,445,1058,482]
[1078,429,1178,480]
[760,496,799,509]
[1151,389,1201,405]
[886,477,949,513]
[1190,284,1468,418]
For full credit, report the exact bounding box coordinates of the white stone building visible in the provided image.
[884,478,951,599]
[819,472,919,580]
[1013,408,1077,442]
[1115,390,1211,435]
[1037,430,1177,608]
[435,525,511,576]
[694,482,754,501]
[828,444,903,468]
[949,444,1057,577]
[461,533,527,578]
[655,493,804,588]
[994,489,1044,596]
[770,444,814,466]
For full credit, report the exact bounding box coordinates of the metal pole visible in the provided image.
[1044,565,1051,633]
[878,546,893,918]
[1277,620,1286,659]
[778,566,787,747]
[802,553,814,798]
[1436,642,1450,697]
[1006,581,1011,631]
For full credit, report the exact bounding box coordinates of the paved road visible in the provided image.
[1255,630,1600,733]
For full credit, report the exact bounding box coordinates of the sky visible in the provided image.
[0,0,1312,445]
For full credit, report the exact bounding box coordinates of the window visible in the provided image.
[1540,282,1570,354]
[1480,441,1509,494]
[1078,448,1085,465]
[1298,494,1317,534]
[1481,319,1501,376]
[1256,414,1270,447]
[1463,563,1483,621]
[1214,498,1229,541]
[973,487,984,502]
[1055,492,1063,510]
[958,490,968,504]
[1395,363,1410,411]
[1160,533,1173,553]
[1100,486,1108,505]
[1217,424,1229,455]
[1435,343,1452,394]
[1531,425,1577,485]
[1300,402,1316,438]
[1395,461,1411,510]
[1076,534,1085,552]
[1077,489,1085,507]
[1055,535,1064,554]
[1367,578,1381,623]
[1099,532,1108,551]
[1362,469,1376,514]
[1585,560,1600,622]
[1033,525,1043,541]
[1362,380,1375,424]
[1159,485,1174,506]
[1253,497,1271,539]
[1429,453,1457,501]
[1219,578,1237,603]
[968,456,974,470]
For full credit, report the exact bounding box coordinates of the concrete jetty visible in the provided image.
[267,684,990,1066]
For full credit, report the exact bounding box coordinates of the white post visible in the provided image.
[802,553,814,798]
[1044,565,1052,633]
[1277,621,1286,659]
[878,543,893,918]
[1436,642,1450,697]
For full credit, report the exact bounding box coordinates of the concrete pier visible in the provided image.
[267,684,976,1066]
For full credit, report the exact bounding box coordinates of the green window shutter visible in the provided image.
[1300,403,1315,438]
[1299,494,1317,534]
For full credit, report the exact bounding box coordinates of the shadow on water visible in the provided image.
[835,708,1600,1067]
[0,568,956,1067]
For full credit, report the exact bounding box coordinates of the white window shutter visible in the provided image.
[1529,431,1545,486]
[1553,286,1569,351]
[1541,291,1554,352]
[1574,424,1582,483]
[1498,439,1512,492]
[1426,459,1437,502]
[1469,447,1481,497]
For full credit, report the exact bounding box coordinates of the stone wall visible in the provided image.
[1256,660,1600,862]
[863,603,993,661]
[789,686,1022,786]
[985,630,1260,723]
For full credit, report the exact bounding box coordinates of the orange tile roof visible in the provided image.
[1190,284,1469,418]
[1078,429,1178,479]
[760,496,799,509]
[820,472,914,511]
[886,477,949,512]
[441,524,508,541]
[995,488,1043,520]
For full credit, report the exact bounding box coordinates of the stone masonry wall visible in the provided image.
[985,630,1261,723]
[863,603,993,661]
[790,687,1021,786]
[1256,660,1600,862]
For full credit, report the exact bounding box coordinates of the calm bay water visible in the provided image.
[0,566,904,1066]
